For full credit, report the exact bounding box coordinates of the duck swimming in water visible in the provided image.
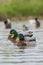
[8,29,36,49]
[8,29,33,40]
[35,18,40,28]
[4,19,11,29]
[16,33,36,49]
[16,34,27,49]
[8,29,18,43]
[29,18,40,29]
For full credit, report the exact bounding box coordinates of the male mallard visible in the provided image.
[4,19,11,29]
[16,33,36,49]
[8,29,18,43]
[8,29,36,49]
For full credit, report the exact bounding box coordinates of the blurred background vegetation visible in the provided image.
[0,0,43,20]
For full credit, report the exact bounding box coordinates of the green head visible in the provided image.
[9,29,18,38]
[19,34,24,41]
[16,34,24,42]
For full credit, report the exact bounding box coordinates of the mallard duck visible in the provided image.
[8,29,36,49]
[8,29,18,43]
[35,18,40,28]
[8,29,33,41]
[4,19,11,29]
[23,25,28,31]
[16,33,36,49]
[29,18,40,29]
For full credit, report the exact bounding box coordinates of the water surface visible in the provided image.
[0,20,43,65]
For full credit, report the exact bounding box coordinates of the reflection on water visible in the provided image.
[0,20,43,65]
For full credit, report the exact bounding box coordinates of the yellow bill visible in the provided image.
[11,34,14,38]
[16,37,20,42]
